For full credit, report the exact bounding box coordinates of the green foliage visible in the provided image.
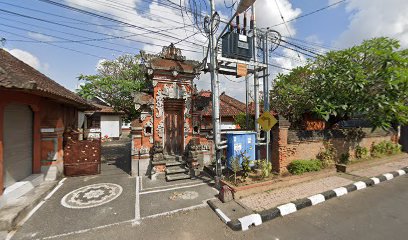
[241,153,252,182]
[78,54,146,121]
[271,37,408,129]
[339,153,350,165]
[317,141,337,168]
[234,112,255,130]
[355,146,369,159]
[256,159,272,178]
[371,141,402,157]
[287,159,322,175]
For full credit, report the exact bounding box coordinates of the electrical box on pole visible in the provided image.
[221,32,253,61]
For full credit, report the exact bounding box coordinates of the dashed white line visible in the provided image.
[140,182,208,195]
[133,176,141,225]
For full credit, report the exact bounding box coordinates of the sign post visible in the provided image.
[257,112,277,165]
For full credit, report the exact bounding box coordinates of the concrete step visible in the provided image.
[166,166,189,175]
[0,174,44,208]
[165,161,186,167]
[166,173,191,181]
[164,155,182,161]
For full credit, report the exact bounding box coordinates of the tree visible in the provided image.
[78,54,146,121]
[271,37,408,129]
[234,112,255,130]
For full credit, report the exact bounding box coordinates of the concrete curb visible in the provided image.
[208,166,408,231]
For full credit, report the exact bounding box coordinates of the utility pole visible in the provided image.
[251,5,261,159]
[264,29,271,163]
[245,75,249,129]
[209,0,222,182]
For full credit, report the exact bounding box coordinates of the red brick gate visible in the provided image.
[63,131,101,176]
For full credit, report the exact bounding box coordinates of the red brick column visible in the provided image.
[272,116,291,174]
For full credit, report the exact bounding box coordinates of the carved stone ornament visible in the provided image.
[140,146,150,155]
[135,104,141,111]
[157,120,164,138]
[144,118,153,136]
[152,80,158,87]
[156,84,189,118]
[184,122,191,139]
[149,136,154,144]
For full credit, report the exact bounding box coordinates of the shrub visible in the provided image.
[355,146,369,159]
[339,153,350,164]
[287,159,322,175]
[371,141,402,157]
[256,159,272,178]
[317,141,337,168]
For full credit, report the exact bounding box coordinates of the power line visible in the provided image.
[267,0,346,28]
[280,39,323,57]
[274,0,301,60]
[0,9,203,54]
[0,29,105,59]
[36,0,206,48]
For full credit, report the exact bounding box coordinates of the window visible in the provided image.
[87,115,100,129]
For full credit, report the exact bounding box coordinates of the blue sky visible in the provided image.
[1,0,407,101]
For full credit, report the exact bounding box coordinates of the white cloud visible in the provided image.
[62,0,302,102]
[27,32,55,42]
[6,48,41,70]
[334,0,408,48]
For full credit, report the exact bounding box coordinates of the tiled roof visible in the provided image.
[196,91,247,117]
[90,102,124,114]
[0,49,93,110]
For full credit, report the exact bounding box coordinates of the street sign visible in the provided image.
[236,63,248,77]
[257,112,277,131]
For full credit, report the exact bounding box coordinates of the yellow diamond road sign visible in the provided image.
[258,112,277,131]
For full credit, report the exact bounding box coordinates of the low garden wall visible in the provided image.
[287,128,395,162]
[271,116,398,174]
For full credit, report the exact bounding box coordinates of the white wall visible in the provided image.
[220,122,237,130]
[101,115,121,138]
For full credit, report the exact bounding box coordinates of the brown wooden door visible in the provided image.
[164,99,184,155]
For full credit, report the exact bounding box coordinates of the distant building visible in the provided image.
[84,98,124,139]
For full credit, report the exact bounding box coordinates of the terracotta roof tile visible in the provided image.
[0,49,93,110]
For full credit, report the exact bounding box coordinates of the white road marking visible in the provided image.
[140,176,143,191]
[397,169,406,176]
[383,173,394,180]
[141,180,212,191]
[42,219,133,239]
[307,194,325,205]
[141,198,215,220]
[353,181,367,190]
[371,177,380,184]
[44,178,66,201]
[238,214,262,231]
[277,203,297,216]
[140,182,208,195]
[133,176,141,225]
[215,209,231,223]
[333,187,348,197]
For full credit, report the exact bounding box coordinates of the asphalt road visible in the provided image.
[11,174,406,240]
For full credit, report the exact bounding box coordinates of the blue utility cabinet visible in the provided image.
[225,131,256,169]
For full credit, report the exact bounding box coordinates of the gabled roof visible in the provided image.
[0,49,94,110]
[196,91,247,117]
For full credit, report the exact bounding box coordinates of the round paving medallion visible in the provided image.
[61,183,123,209]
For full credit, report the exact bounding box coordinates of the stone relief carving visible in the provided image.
[140,146,150,155]
[144,118,153,136]
[184,122,190,139]
[157,119,164,138]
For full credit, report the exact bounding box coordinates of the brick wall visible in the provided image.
[271,117,397,174]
